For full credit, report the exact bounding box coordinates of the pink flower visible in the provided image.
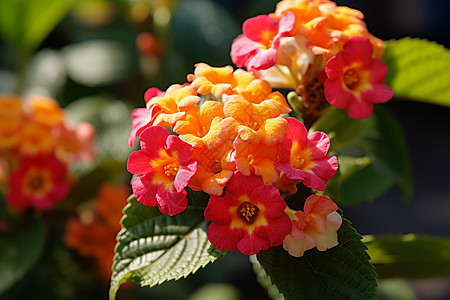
[231,12,295,71]
[128,87,165,147]
[276,118,338,191]
[144,87,166,104]
[7,153,69,211]
[128,108,151,147]
[324,36,393,119]
[127,126,197,216]
[283,194,342,257]
[204,171,291,255]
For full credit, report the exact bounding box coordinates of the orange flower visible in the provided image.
[187,117,235,196]
[128,65,294,196]
[146,84,200,129]
[234,141,280,185]
[232,69,273,103]
[187,63,292,114]
[0,94,23,119]
[65,218,117,279]
[65,182,128,280]
[272,0,384,59]
[0,118,22,150]
[65,218,113,257]
[173,100,225,147]
[19,122,56,155]
[187,63,236,97]
[189,154,234,196]
[232,117,287,184]
[95,183,129,232]
[0,94,24,150]
[25,95,66,127]
[222,95,290,142]
[273,0,330,34]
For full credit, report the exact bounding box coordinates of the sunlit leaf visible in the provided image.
[383,38,450,107]
[364,234,450,279]
[250,255,284,300]
[337,155,371,183]
[0,218,45,294]
[109,195,226,299]
[256,218,377,299]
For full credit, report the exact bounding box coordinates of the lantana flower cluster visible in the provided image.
[231,0,393,120]
[127,63,340,256]
[0,94,96,211]
[127,0,397,258]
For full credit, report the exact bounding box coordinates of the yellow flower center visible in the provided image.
[343,69,359,90]
[164,162,179,177]
[238,201,259,224]
[292,155,305,169]
[260,29,275,48]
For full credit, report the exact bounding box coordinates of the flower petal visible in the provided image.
[139,126,169,150]
[237,233,270,255]
[132,175,157,207]
[156,186,188,216]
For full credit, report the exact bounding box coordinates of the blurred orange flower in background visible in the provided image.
[1,94,96,212]
[65,183,129,279]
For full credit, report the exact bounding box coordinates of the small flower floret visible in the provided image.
[127,126,197,216]
[204,171,291,255]
[283,194,342,257]
[276,118,338,191]
[324,36,393,119]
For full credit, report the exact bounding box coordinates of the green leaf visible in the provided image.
[250,255,284,300]
[109,195,227,300]
[256,218,377,300]
[364,234,450,279]
[339,164,394,206]
[383,38,450,107]
[312,106,412,205]
[336,155,371,183]
[0,0,74,53]
[311,106,365,153]
[0,217,45,294]
[364,106,413,199]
